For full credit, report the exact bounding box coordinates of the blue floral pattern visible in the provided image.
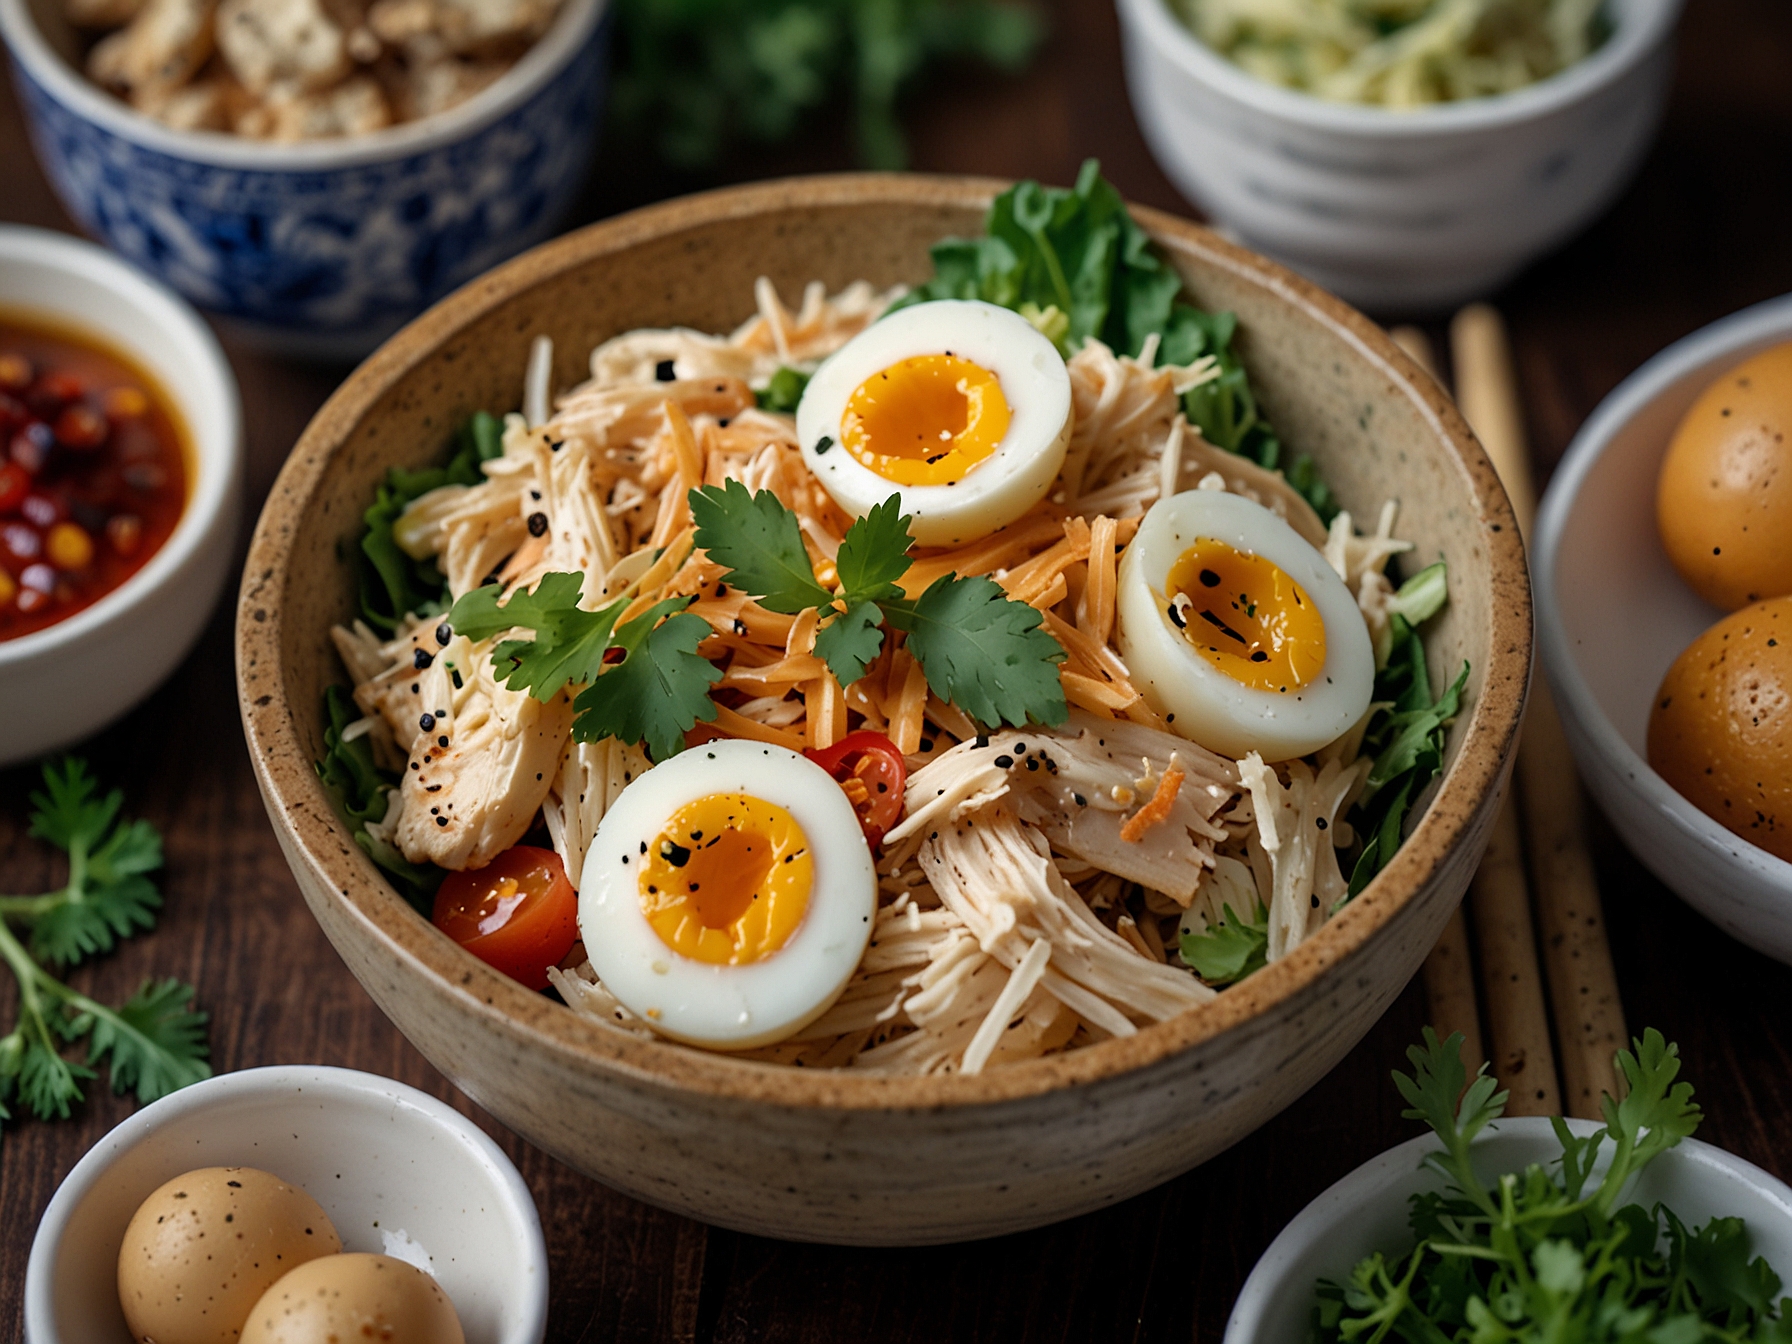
[10,11,608,345]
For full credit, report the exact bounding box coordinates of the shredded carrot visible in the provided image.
[1079,514,1119,646]
[1120,766,1185,843]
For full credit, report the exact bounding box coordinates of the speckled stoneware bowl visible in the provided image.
[236,175,1530,1246]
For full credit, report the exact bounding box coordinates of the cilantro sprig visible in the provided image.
[1317,1029,1782,1344]
[691,480,1067,728]
[0,759,210,1123]
[450,577,720,764]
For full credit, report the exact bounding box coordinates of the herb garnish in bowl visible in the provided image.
[1316,1029,1792,1344]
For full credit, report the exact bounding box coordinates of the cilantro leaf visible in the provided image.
[813,601,888,688]
[17,1032,93,1121]
[1392,1027,1506,1220]
[81,978,212,1104]
[691,479,836,615]
[1593,1029,1702,1216]
[1178,902,1267,984]
[23,758,165,967]
[832,495,912,605]
[886,573,1067,729]
[450,572,628,700]
[569,599,720,761]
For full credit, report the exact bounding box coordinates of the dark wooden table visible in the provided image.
[5,2,1792,1338]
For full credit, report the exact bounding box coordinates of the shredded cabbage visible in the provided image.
[1171,0,1610,107]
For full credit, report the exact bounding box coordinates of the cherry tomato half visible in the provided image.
[432,845,577,990]
[804,730,907,849]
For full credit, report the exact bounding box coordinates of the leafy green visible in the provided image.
[691,483,1067,728]
[610,0,1043,171]
[896,160,1337,522]
[1318,1030,1784,1344]
[315,687,442,912]
[1346,565,1468,897]
[1178,901,1268,985]
[353,410,504,633]
[0,759,210,1125]
[567,599,722,763]
[757,366,812,412]
[448,579,721,763]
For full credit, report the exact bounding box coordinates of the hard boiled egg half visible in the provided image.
[796,299,1073,546]
[1117,489,1374,760]
[578,739,877,1048]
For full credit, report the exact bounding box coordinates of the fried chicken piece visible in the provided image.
[87,0,215,97]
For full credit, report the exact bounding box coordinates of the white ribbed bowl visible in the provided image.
[1115,0,1683,313]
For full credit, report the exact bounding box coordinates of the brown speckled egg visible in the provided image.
[1647,596,1792,861]
[1656,341,1792,611]
[238,1253,466,1344]
[117,1167,342,1344]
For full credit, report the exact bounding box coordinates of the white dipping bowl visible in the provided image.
[1226,1116,1792,1344]
[24,1066,548,1344]
[1534,293,1792,964]
[0,226,240,767]
[1115,0,1683,312]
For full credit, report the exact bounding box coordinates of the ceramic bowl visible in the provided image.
[23,1065,548,1344]
[1114,0,1682,313]
[0,0,610,360]
[1534,293,1792,964]
[235,174,1531,1245]
[1226,1116,1792,1344]
[0,225,240,767]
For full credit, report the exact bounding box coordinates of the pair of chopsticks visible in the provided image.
[1391,308,1628,1121]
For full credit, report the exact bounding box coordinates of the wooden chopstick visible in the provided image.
[1451,305,1627,1118]
[1391,325,1488,1080]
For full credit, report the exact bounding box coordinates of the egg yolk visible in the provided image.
[637,793,812,965]
[841,353,1011,486]
[1167,539,1327,693]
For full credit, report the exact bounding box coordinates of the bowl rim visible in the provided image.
[1533,290,1792,884]
[0,0,607,171]
[22,1063,550,1344]
[1223,1115,1792,1344]
[236,171,1531,1113]
[1114,0,1684,138]
[0,224,240,670]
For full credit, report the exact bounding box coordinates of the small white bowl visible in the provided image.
[1115,0,1683,312]
[24,1065,549,1344]
[1227,1117,1792,1344]
[1534,293,1792,964]
[0,226,241,767]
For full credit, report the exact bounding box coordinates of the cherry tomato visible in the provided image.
[431,845,577,990]
[804,730,908,849]
[0,462,27,514]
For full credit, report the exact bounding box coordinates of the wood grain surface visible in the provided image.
[5,0,1792,1336]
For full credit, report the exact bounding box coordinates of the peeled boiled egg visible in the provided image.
[238,1253,464,1344]
[578,739,878,1048]
[796,299,1073,546]
[1656,341,1792,610]
[117,1166,342,1344]
[1116,489,1374,760]
[1647,595,1792,861]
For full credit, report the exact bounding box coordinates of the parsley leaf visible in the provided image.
[451,572,628,701]
[886,573,1067,728]
[690,479,834,615]
[812,600,887,687]
[832,495,912,604]
[23,758,163,967]
[570,599,721,761]
[0,760,211,1127]
[1178,902,1268,985]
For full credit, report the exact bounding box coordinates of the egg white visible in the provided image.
[795,299,1073,547]
[1116,489,1374,761]
[577,740,877,1049]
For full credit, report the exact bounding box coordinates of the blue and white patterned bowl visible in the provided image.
[1,0,610,359]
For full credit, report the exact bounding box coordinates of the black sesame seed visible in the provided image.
[655,359,676,381]
[975,734,990,748]
[1199,569,1221,587]
[815,436,834,455]
[1316,816,1328,830]
[419,713,436,732]
[437,735,449,748]
[527,512,549,537]
[413,648,434,669]
[994,754,1015,768]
